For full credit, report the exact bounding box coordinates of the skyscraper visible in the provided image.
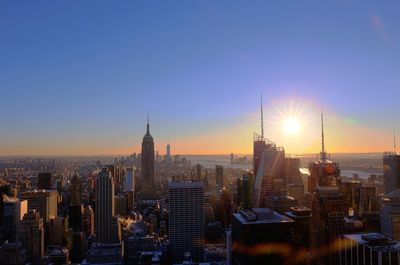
[383,152,400,194]
[169,181,205,263]
[37,172,52,190]
[69,174,82,206]
[19,209,44,264]
[309,113,345,265]
[215,164,224,189]
[141,116,155,200]
[95,167,116,244]
[166,142,171,161]
[2,198,27,242]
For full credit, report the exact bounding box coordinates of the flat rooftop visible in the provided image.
[344,233,400,252]
[233,208,294,225]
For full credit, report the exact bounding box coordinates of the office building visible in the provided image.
[285,206,311,258]
[265,195,297,215]
[69,174,82,206]
[141,117,155,200]
[124,167,135,192]
[38,172,52,190]
[237,174,253,210]
[195,164,202,181]
[383,152,400,194]
[19,209,44,264]
[340,233,400,265]
[169,181,205,263]
[95,167,116,244]
[2,198,27,242]
[285,157,301,184]
[83,243,122,265]
[0,242,27,265]
[216,165,224,189]
[49,216,73,250]
[21,190,58,224]
[232,208,294,265]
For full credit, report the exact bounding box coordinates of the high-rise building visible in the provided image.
[195,164,202,181]
[166,143,171,161]
[0,242,27,265]
[95,167,116,244]
[285,206,311,264]
[285,157,301,184]
[37,172,52,190]
[19,209,44,264]
[237,174,254,210]
[124,167,135,192]
[381,189,400,240]
[253,141,287,207]
[69,174,82,206]
[2,198,27,242]
[383,152,400,194]
[309,113,346,265]
[310,186,346,265]
[21,190,57,226]
[169,181,205,263]
[141,117,155,200]
[340,233,400,265]
[49,216,73,251]
[232,208,294,265]
[114,195,126,216]
[216,164,224,189]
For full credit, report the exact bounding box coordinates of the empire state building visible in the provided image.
[141,118,155,200]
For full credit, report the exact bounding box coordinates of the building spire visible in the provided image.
[147,112,150,134]
[260,95,264,139]
[394,128,397,154]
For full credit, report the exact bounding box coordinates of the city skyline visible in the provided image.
[2,1,400,155]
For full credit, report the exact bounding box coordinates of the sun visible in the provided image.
[282,117,301,135]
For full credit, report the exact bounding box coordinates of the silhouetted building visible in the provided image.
[285,157,301,184]
[0,242,27,265]
[265,195,297,214]
[383,152,400,194]
[232,208,294,265]
[141,118,155,200]
[216,165,224,189]
[95,167,116,243]
[2,198,27,242]
[237,174,253,210]
[169,181,205,263]
[37,172,52,190]
[69,174,82,206]
[83,242,122,265]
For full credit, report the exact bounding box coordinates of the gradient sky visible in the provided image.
[1,1,400,155]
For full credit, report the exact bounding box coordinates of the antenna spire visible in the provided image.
[321,110,325,153]
[261,95,264,139]
[319,109,327,161]
[394,128,397,154]
[146,112,150,134]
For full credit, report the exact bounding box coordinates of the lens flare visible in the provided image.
[283,117,301,135]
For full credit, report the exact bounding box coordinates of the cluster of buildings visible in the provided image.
[2,102,400,265]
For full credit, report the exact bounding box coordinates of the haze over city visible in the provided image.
[2,1,400,155]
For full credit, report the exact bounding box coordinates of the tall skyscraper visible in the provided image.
[169,181,205,263]
[19,209,44,264]
[166,142,171,161]
[383,152,400,194]
[37,172,52,190]
[69,174,82,206]
[141,116,155,200]
[309,113,345,265]
[124,167,134,192]
[95,167,116,244]
[215,164,224,189]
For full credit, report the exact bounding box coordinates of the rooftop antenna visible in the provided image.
[146,112,150,133]
[320,109,327,161]
[394,128,397,154]
[261,95,264,139]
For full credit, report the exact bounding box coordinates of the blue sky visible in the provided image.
[1,1,400,155]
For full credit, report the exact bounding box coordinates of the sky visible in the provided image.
[1,1,400,155]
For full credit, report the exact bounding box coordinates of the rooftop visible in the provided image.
[234,208,294,225]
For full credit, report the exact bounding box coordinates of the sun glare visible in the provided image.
[283,117,301,135]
